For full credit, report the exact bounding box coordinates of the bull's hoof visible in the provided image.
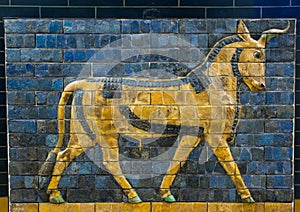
[242,196,255,203]
[49,195,65,204]
[128,196,142,203]
[164,195,176,203]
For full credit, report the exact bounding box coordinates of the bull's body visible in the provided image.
[35,21,289,203]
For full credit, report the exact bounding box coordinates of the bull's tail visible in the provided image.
[34,82,77,189]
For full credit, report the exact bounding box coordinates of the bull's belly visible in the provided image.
[71,86,235,143]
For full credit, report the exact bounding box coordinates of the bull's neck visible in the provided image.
[206,46,240,92]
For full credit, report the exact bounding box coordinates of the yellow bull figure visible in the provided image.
[34,20,290,204]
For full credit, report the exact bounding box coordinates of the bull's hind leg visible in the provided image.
[159,135,201,202]
[101,134,142,203]
[47,136,84,203]
[207,134,254,203]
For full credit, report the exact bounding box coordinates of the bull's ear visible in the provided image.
[237,20,251,41]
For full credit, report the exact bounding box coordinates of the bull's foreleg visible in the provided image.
[47,145,84,203]
[159,135,201,202]
[101,134,142,203]
[206,134,254,203]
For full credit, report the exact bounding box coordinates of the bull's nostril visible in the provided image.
[261,84,265,88]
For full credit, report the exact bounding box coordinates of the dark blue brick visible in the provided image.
[267,161,292,174]
[247,161,267,174]
[266,34,295,48]
[151,20,178,33]
[38,106,58,119]
[70,0,122,6]
[237,120,264,133]
[12,0,67,5]
[236,0,289,6]
[266,63,294,77]
[181,0,232,6]
[266,49,294,62]
[41,7,95,18]
[292,0,300,5]
[207,8,261,18]
[207,20,237,33]
[10,189,38,203]
[265,120,293,133]
[243,175,266,189]
[7,78,63,91]
[8,106,38,119]
[8,120,36,133]
[209,176,234,189]
[265,105,294,119]
[235,134,254,147]
[179,20,207,33]
[122,20,140,34]
[6,64,35,77]
[266,92,294,104]
[127,0,177,6]
[265,147,292,160]
[266,78,294,91]
[6,49,21,62]
[266,189,293,202]
[263,7,300,18]
[59,176,78,188]
[10,176,24,189]
[267,175,292,188]
[37,120,58,134]
[254,134,292,147]
[20,49,62,62]
[6,34,35,48]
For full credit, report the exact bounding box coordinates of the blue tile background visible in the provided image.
[5,19,295,203]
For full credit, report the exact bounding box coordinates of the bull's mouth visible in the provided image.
[244,78,266,91]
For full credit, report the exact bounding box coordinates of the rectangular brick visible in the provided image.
[207,8,261,18]
[236,0,290,6]
[181,0,232,6]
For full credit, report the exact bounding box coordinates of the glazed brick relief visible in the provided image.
[5,19,295,203]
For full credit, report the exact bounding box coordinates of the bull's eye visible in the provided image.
[253,51,261,59]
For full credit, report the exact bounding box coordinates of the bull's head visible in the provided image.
[236,20,290,91]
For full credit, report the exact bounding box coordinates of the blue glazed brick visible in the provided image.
[38,106,58,119]
[266,63,294,77]
[267,161,292,174]
[236,120,264,133]
[20,49,62,62]
[265,120,293,133]
[6,34,35,48]
[209,176,234,189]
[49,20,63,33]
[59,176,78,188]
[254,134,292,147]
[266,49,294,62]
[5,20,26,33]
[6,64,35,77]
[151,20,178,33]
[122,20,140,33]
[94,35,121,48]
[7,92,35,105]
[95,176,120,189]
[36,92,47,105]
[6,49,21,62]
[265,147,292,160]
[45,134,58,147]
[207,20,237,33]
[10,176,25,189]
[179,20,207,33]
[8,106,38,119]
[243,175,266,189]
[266,78,294,91]
[267,176,292,189]
[64,20,121,34]
[266,92,294,105]
[37,20,62,33]
[7,78,63,91]
[247,161,267,174]
[267,34,295,48]
[240,91,265,105]
[265,105,294,119]
[8,120,36,133]
[235,134,254,146]
[37,120,58,134]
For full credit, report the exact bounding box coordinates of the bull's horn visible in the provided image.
[258,21,290,45]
